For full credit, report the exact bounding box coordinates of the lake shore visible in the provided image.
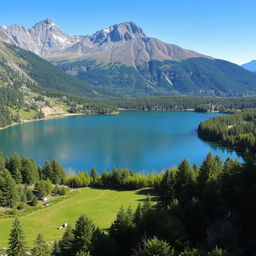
[0,111,119,131]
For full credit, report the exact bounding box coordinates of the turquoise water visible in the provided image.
[0,111,241,173]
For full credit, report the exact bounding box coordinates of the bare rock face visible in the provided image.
[0,19,209,65]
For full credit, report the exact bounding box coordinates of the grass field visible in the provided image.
[0,188,152,248]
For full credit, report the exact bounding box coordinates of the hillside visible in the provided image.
[242,60,256,72]
[0,41,110,97]
[55,58,256,97]
[0,41,118,128]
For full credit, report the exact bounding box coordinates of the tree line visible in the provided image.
[84,96,256,112]
[4,153,256,255]
[0,152,161,211]
[198,109,256,157]
[0,87,23,127]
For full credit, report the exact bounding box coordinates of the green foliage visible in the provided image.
[31,234,50,256]
[59,225,74,256]
[4,43,105,98]
[34,180,52,198]
[178,248,202,256]
[7,153,22,184]
[83,95,256,113]
[7,218,27,256]
[198,109,256,156]
[67,172,91,188]
[72,215,95,255]
[208,247,230,256]
[141,237,171,256]
[21,158,39,185]
[52,185,69,195]
[0,169,18,207]
[30,195,38,206]
[90,168,100,186]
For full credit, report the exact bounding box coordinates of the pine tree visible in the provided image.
[109,206,135,255]
[51,160,65,184]
[51,241,61,256]
[134,202,143,225]
[90,168,100,185]
[0,152,5,171]
[42,161,54,181]
[208,247,229,256]
[175,159,196,204]
[76,251,91,256]
[142,195,153,215]
[158,169,177,208]
[141,237,171,256]
[59,225,74,256]
[7,218,27,256]
[21,158,39,185]
[72,215,95,255]
[0,169,18,207]
[31,234,50,256]
[8,153,22,183]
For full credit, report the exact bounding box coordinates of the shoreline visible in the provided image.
[0,111,119,131]
[0,108,222,131]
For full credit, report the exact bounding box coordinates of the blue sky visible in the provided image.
[1,0,256,64]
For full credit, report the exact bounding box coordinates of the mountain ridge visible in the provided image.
[0,19,209,65]
[242,60,256,72]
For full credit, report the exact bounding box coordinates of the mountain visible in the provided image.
[0,19,207,64]
[242,60,256,72]
[1,19,256,97]
[0,41,111,97]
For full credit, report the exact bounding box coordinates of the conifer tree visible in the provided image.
[7,218,27,256]
[0,169,18,207]
[175,159,196,204]
[21,158,39,185]
[141,237,171,256]
[0,152,5,171]
[59,225,74,256]
[72,215,95,255]
[134,202,143,225]
[90,168,100,185]
[51,160,65,184]
[208,247,229,256]
[31,234,50,256]
[8,153,22,183]
[51,241,61,256]
[159,169,177,208]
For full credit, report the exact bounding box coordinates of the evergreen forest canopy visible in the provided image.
[1,151,256,255]
[198,109,256,158]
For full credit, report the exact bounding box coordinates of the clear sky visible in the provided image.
[0,0,256,64]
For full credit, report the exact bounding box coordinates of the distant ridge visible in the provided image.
[242,60,256,72]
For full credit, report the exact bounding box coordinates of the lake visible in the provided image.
[0,111,241,174]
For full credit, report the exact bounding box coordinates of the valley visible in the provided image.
[1,8,256,255]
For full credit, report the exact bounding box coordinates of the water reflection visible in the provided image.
[0,111,242,173]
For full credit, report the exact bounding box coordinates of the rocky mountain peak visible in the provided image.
[91,21,146,44]
[33,18,56,29]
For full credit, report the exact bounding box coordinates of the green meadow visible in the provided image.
[0,188,150,248]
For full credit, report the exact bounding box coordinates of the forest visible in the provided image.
[1,151,256,255]
[198,109,256,157]
[0,87,23,127]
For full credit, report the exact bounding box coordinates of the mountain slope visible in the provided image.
[0,41,111,97]
[242,60,256,72]
[54,58,256,97]
[1,19,256,97]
